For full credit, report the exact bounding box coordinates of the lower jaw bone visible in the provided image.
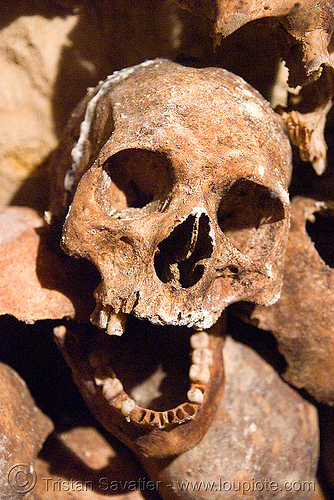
[54,314,226,458]
[91,322,219,426]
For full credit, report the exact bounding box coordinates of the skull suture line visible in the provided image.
[52,60,292,457]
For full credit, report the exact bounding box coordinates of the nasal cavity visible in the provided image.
[154,213,213,288]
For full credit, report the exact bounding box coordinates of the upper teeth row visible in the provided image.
[91,303,127,336]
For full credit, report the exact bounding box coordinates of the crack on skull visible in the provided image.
[154,213,213,288]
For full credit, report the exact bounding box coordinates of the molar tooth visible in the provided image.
[107,311,127,336]
[121,398,136,418]
[190,331,209,349]
[192,347,213,366]
[102,378,123,400]
[112,395,124,409]
[130,407,146,423]
[187,388,204,404]
[189,364,210,384]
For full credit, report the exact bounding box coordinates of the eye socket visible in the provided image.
[95,149,174,213]
[218,179,285,256]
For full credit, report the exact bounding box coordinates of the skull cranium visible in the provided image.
[60,59,291,330]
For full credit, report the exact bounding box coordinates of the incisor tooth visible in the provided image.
[53,325,67,340]
[107,311,127,336]
[121,398,136,417]
[192,348,213,366]
[102,378,123,400]
[98,307,109,330]
[187,388,204,404]
[189,364,210,384]
[190,331,209,349]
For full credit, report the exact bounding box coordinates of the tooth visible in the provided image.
[190,331,209,349]
[121,398,136,417]
[98,307,110,329]
[102,378,123,400]
[53,325,67,340]
[187,388,204,404]
[112,395,124,409]
[130,407,146,423]
[94,376,104,386]
[189,364,210,384]
[192,348,213,366]
[107,311,127,336]
[44,210,52,225]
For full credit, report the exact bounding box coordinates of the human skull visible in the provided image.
[50,59,292,457]
[59,59,291,330]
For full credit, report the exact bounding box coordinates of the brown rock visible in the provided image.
[0,362,53,499]
[0,1,181,207]
[0,206,97,323]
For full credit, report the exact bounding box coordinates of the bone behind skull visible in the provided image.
[60,59,292,330]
